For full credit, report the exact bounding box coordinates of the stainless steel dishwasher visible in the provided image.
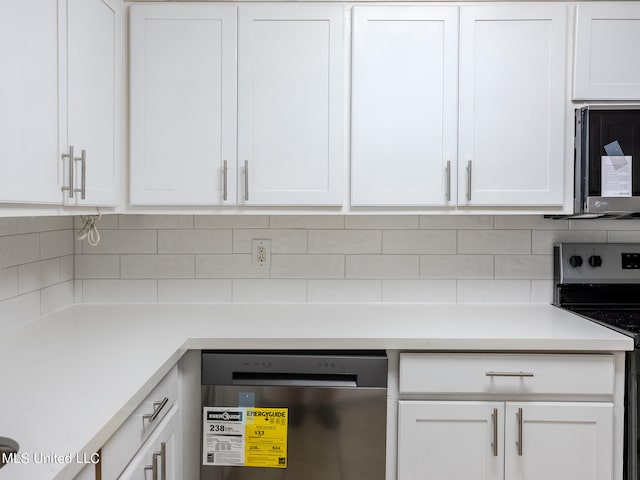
[201,350,387,480]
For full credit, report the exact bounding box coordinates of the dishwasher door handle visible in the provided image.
[231,373,358,387]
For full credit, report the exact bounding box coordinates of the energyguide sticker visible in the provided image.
[203,407,288,468]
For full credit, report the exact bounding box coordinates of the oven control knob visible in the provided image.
[588,255,603,268]
[568,255,583,267]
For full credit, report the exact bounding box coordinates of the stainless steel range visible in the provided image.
[554,243,640,480]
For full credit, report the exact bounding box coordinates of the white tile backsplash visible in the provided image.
[346,255,419,279]
[232,279,307,302]
[0,233,40,268]
[420,255,494,279]
[0,217,73,333]
[457,280,532,303]
[458,230,532,254]
[82,230,157,254]
[308,230,381,254]
[4,214,640,327]
[121,255,195,279]
[158,230,231,254]
[0,267,18,301]
[383,230,457,254]
[270,255,344,279]
[494,255,553,280]
[158,279,232,303]
[18,258,61,294]
[382,280,457,303]
[307,280,381,303]
[82,279,158,303]
[40,230,74,259]
[195,215,269,229]
[345,215,419,230]
[75,255,121,279]
[233,229,308,254]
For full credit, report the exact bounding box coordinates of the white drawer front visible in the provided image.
[101,365,179,479]
[399,353,615,396]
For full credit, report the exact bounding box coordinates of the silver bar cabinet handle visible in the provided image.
[142,397,168,426]
[61,146,75,198]
[160,442,166,480]
[516,407,523,456]
[222,160,228,201]
[491,408,498,457]
[485,371,534,377]
[244,160,249,202]
[74,149,86,200]
[466,160,472,201]
[445,160,451,202]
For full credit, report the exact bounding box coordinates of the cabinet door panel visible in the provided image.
[238,5,344,205]
[351,7,458,206]
[459,5,566,206]
[67,0,121,206]
[575,3,640,100]
[505,402,613,480]
[398,401,503,480]
[117,406,179,480]
[130,4,237,205]
[0,0,61,204]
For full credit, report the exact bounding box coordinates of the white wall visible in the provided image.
[72,214,640,304]
[0,217,74,333]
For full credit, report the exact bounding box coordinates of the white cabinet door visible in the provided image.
[118,406,179,480]
[574,3,640,100]
[398,401,504,480]
[64,0,121,206]
[238,5,344,205]
[505,402,614,480]
[130,4,237,206]
[351,7,458,207]
[0,0,62,204]
[458,5,567,206]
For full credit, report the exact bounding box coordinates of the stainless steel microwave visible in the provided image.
[575,106,640,217]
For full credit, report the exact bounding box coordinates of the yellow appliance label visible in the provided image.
[202,407,288,468]
[245,408,288,468]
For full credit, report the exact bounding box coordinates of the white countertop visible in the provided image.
[0,303,633,480]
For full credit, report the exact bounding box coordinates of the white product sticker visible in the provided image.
[601,155,632,197]
[202,407,289,468]
[202,408,245,466]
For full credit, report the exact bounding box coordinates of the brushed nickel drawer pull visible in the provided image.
[491,408,498,457]
[142,397,169,426]
[516,407,523,456]
[485,371,534,377]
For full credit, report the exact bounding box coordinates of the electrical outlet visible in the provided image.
[251,239,271,269]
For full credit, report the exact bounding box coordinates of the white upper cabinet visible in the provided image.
[0,0,120,207]
[238,5,345,206]
[458,4,567,207]
[130,4,237,206]
[574,3,640,100]
[0,0,62,204]
[130,4,344,207]
[64,0,121,207]
[351,7,458,207]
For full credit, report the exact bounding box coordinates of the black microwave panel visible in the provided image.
[588,110,640,197]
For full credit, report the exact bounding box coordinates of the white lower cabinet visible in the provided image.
[398,353,617,480]
[73,366,179,480]
[118,405,179,480]
[399,401,613,480]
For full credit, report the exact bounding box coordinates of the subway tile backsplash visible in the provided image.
[5,214,640,333]
[0,217,74,333]
[70,214,640,305]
